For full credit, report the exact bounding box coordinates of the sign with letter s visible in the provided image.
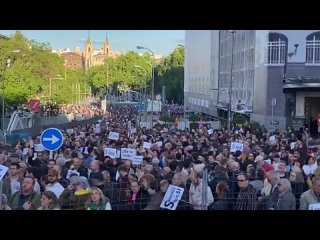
[160,185,184,210]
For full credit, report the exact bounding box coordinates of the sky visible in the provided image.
[0,30,185,57]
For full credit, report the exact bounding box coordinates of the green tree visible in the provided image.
[0,31,65,107]
[155,45,184,104]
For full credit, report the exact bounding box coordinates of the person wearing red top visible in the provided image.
[126,180,149,210]
[254,155,274,174]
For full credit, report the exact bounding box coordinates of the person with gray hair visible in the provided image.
[259,170,280,210]
[59,176,92,210]
[276,178,296,210]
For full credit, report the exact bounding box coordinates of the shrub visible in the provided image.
[234,114,248,125]
[251,121,261,130]
[189,114,200,122]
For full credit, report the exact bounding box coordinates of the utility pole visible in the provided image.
[228,30,236,131]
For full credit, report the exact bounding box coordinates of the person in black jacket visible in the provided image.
[125,180,149,210]
[209,181,232,210]
[234,172,257,210]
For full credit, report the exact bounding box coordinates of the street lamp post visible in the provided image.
[49,76,63,116]
[2,50,20,145]
[134,64,148,102]
[228,30,236,131]
[137,45,155,127]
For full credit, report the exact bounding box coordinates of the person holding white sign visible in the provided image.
[299,177,320,210]
[144,180,169,210]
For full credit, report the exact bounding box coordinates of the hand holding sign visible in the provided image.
[160,185,184,210]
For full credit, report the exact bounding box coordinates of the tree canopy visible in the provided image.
[0,31,185,108]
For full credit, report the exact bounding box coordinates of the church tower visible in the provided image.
[103,32,110,57]
[85,31,93,69]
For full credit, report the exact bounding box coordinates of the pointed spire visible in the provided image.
[105,32,109,44]
[86,30,92,43]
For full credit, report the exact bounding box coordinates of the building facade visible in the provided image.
[61,52,84,69]
[184,30,320,132]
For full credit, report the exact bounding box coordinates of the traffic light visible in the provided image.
[317,114,320,126]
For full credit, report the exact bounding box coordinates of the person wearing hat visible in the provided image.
[45,169,65,198]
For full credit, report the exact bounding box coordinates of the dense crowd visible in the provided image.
[161,104,184,117]
[1,103,320,210]
[39,103,103,117]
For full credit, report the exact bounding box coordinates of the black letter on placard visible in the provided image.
[164,200,174,209]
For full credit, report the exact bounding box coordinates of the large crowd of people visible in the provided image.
[1,103,320,210]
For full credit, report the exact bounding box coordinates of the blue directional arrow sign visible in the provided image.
[40,128,64,151]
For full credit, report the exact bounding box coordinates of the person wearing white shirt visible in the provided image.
[302,157,318,177]
[189,170,214,210]
[45,169,65,198]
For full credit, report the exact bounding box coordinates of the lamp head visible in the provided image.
[137,46,145,50]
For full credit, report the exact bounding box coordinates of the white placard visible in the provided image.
[143,142,152,149]
[309,203,320,210]
[156,141,163,147]
[23,148,29,156]
[83,147,89,154]
[94,127,101,134]
[108,132,119,141]
[66,169,80,180]
[230,142,244,152]
[0,165,9,181]
[290,142,296,150]
[130,128,137,134]
[116,150,121,158]
[264,159,272,165]
[160,185,184,210]
[208,129,213,135]
[66,129,74,135]
[34,144,44,152]
[121,148,136,160]
[79,131,86,138]
[269,135,276,144]
[132,156,143,165]
[104,148,117,158]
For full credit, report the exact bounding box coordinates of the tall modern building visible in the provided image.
[184,30,320,132]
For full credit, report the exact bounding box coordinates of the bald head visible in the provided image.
[90,160,101,172]
[172,173,183,187]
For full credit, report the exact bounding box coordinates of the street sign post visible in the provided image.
[40,128,64,151]
[271,97,276,126]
